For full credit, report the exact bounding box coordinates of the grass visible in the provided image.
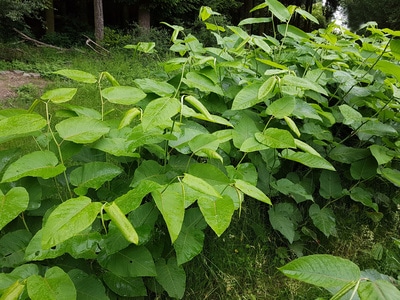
[1,43,399,299]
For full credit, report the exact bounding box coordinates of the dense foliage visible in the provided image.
[1,0,400,298]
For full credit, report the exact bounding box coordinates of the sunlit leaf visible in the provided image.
[265,0,290,22]
[232,83,262,110]
[0,113,46,144]
[234,179,271,204]
[101,86,146,105]
[134,78,175,96]
[255,128,296,149]
[0,187,29,230]
[266,96,295,118]
[281,149,335,171]
[142,97,180,131]
[41,88,77,103]
[54,69,97,83]
[56,116,110,143]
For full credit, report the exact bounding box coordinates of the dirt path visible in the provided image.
[0,70,48,102]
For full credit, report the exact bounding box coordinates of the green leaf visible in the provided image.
[27,267,76,300]
[2,151,66,182]
[278,24,310,40]
[124,41,156,53]
[268,203,302,243]
[234,179,271,204]
[91,137,140,157]
[279,254,360,288]
[103,271,147,297]
[232,83,262,110]
[184,95,213,119]
[309,204,337,237]
[101,86,146,105]
[0,113,46,144]
[0,187,29,230]
[239,17,272,26]
[379,167,400,187]
[270,178,313,203]
[98,245,156,277]
[188,133,219,154]
[350,157,377,180]
[390,39,400,60]
[369,145,395,165]
[281,149,336,171]
[295,7,319,24]
[204,22,225,32]
[56,116,110,144]
[0,230,31,268]
[350,187,378,212]
[69,162,122,195]
[183,72,223,95]
[255,128,296,149]
[142,97,180,131]
[41,88,78,103]
[265,0,291,22]
[266,96,296,118]
[105,202,139,245]
[68,269,108,300]
[133,78,175,97]
[358,279,400,299]
[152,184,185,243]
[374,60,400,81]
[199,6,220,21]
[0,279,26,300]
[155,257,186,299]
[198,195,235,237]
[25,229,66,261]
[182,173,222,198]
[174,208,206,265]
[319,170,343,199]
[339,104,362,125]
[281,75,327,96]
[54,69,97,83]
[41,196,102,249]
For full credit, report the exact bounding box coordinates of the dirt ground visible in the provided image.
[0,70,48,101]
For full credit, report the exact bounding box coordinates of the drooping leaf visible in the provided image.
[182,173,222,198]
[101,86,146,105]
[0,230,32,268]
[255,128,296,149]
[379,167,400,187]
[358,279,400,299]
[234,179,271,204]
[103,271,147,297]
[155,257,186,299]
[0,187,29,230]
[27,266,76,300]
[69,162,123,195]
[41,196,102,249]
[295,7,319,24]
[2,150,65,182]
[279,254,360,288]
[41,88,78,104]
[266,96,296,118]
[119,107,141,129]
[0,113,46,144]
[56,116,110,144]
[265,0,291,22]
[68,269,109,300]
[54,69,97,83]
[268,202,302,243]
[198,195,235,237]
[309,204,337,237]
[238,17,272,26]
[281,149,335,171]
[98,245,156,277]
[152,184,185,243]
[142,97,180,131]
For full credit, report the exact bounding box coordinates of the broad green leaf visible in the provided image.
[374,60,400,81]
[350,187,378,212]
[350,157,377,180]
[281,75,328,96]
[357,120,397,137]
[69,162,122,195]
[41,196,102,249]
[319,170,343,199]
[54,69,97,83]
[309,204,337,237]
[268,203,302,243]
[230,110,264,148]
[2,151,65,182]
[199,6,220,21]
[128,202,160,246]
[295,7,319,24]
[68,269,108,300]
[103,271,147,297]
[255,128,296,149]
[183,72,223,95]
[0,113,46,144]
[56,116,110,143]
[41,88,77,103]
[142,97,180,131]
[155,257,186,299]
[270,178,313,203]
[0,264,38,294]
[174,208,206,265]
[265,0,291,22]
[91,137,140,157]
[64,231,102,259]
[281,149,335,171]
[188,163,231,186]
[188,133,219,154]
[27,267,76,300]
[390,39,400,60]
[0,230,31,268]
[25,229,66,261]
[0,187,29,230]
[124,41,155,53]
[101,86,146,105]
[134,78,175,96]
[105,202,139,245]
[152,184,185,243]
[238,17,272,26]
[369,145,395,165]
[98,245,156,277]
[329,145,370,164]
[240,136,269,152]
[182,173,222,198]
[204,22,225,32]
[198,195,235,237]
[379,167,400,187]
[279,254,360,288]
[234,179,271,204]
[252,35,272,53]
[278,24,310,40]
[266,96,296,118]
[339,104,362,125]
[232,83,262,110]
[358,279,400,299]
[1,279,26,300]
[59,103,102,119]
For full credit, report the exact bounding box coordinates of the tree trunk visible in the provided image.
[138,3,150,30]
[45,0,55,34]
[94,0,104,42]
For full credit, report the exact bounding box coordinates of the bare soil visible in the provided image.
[0,70,48,102]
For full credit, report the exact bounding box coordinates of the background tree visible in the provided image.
[94,0,104,42]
